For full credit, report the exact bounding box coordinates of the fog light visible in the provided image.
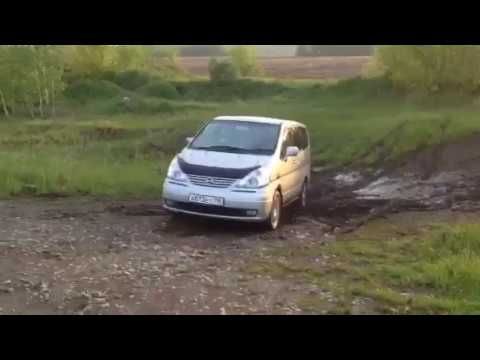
[246,210,257,217]
[165,200,174,207]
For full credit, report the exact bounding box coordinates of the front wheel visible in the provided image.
[299,181,308,210]
[266,190,282,231]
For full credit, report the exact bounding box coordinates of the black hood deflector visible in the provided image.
[178,157,260,179]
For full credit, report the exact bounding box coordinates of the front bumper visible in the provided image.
[162,180,274,222]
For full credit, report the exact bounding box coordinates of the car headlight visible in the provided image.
[235,168,271,189]
[167,158,189,182]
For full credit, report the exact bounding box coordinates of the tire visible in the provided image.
[266,190,282,231]
[299,181,308,210]
[169,211,183,221]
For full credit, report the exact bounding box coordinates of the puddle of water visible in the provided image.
[334,172,363,187]
[353,172,467,202]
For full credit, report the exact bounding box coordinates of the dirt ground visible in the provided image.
[180,57,371,80]
[0,198,336,315]
[1,178,479,315]
[2,136,480,315]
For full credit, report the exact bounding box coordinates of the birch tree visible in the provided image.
[0,45,64,118]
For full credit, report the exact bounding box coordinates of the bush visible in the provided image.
[173,79,287,101]
[228,79,286,100]
[64,80,126,102]
[99,70,117,82]
[208,59,239,84]
[228,46,262,77]
[374,46,480,94]
[138,80,179,99]
[101,97,215,115]
[113,70,151,90]
[326,77,394,98]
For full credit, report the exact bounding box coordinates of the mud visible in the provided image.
[307,134,480,230]
[394,133,480,178]
[2,135,480,315]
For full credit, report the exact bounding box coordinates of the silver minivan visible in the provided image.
[163,116,311,230]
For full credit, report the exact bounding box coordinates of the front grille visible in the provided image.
[166,201,257,218]
[187,174,236,189]
[178,158,260,179]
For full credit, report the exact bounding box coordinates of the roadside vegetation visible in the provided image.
[246,212,480,314]
[2,45,480,315]
[1,45,480,199]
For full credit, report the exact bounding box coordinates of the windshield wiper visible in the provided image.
[248,148,273,154]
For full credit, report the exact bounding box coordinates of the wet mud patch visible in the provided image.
[307,133,480,232]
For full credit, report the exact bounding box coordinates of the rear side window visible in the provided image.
[293,127,309,150]
[280,128,295,158]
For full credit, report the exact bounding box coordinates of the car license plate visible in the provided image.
[189,194,225,207]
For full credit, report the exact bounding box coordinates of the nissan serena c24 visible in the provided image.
[163,116,311,230]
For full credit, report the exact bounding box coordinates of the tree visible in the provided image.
[152,47,185,79]
[159,47,180,68]
[208,58,238,84]
[31,46,65,117]
[0,46,36,117]
[0,45,64,118]
[115,45,151,70]
[64,45,117,79]
[228,46,262,77]
[374,45,480,93]
[0,46,15,116]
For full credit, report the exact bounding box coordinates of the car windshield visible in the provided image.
[190,120,281,155]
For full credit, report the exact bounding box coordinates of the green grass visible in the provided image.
[0,149,167,198]
[2,77,480,198]
[0,113,204,198]
[331,223,480,314]
[247,213,480,314]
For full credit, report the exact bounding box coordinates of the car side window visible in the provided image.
[297,127,309,150]
[293,127,302,150]
[280,128,295,159]
[290,126,307,151]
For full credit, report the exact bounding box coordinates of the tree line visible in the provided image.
[370,45,480,94]
[0,45,154,118]
[0,46,64,118]
[1,45,479,119]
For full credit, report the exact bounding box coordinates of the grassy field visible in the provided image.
[246,211,480,314]
[1,78,480,199]
[3,68,480,315]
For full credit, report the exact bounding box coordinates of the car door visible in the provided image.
[296,126,311,184]
[277,127,300,204]
[291,126,307,197]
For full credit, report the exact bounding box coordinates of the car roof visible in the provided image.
[214,116,306,128]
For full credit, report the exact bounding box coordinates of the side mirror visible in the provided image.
[186,137,194,145]
[286,146,299,158]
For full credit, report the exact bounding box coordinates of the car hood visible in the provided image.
[179,148,271,169]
